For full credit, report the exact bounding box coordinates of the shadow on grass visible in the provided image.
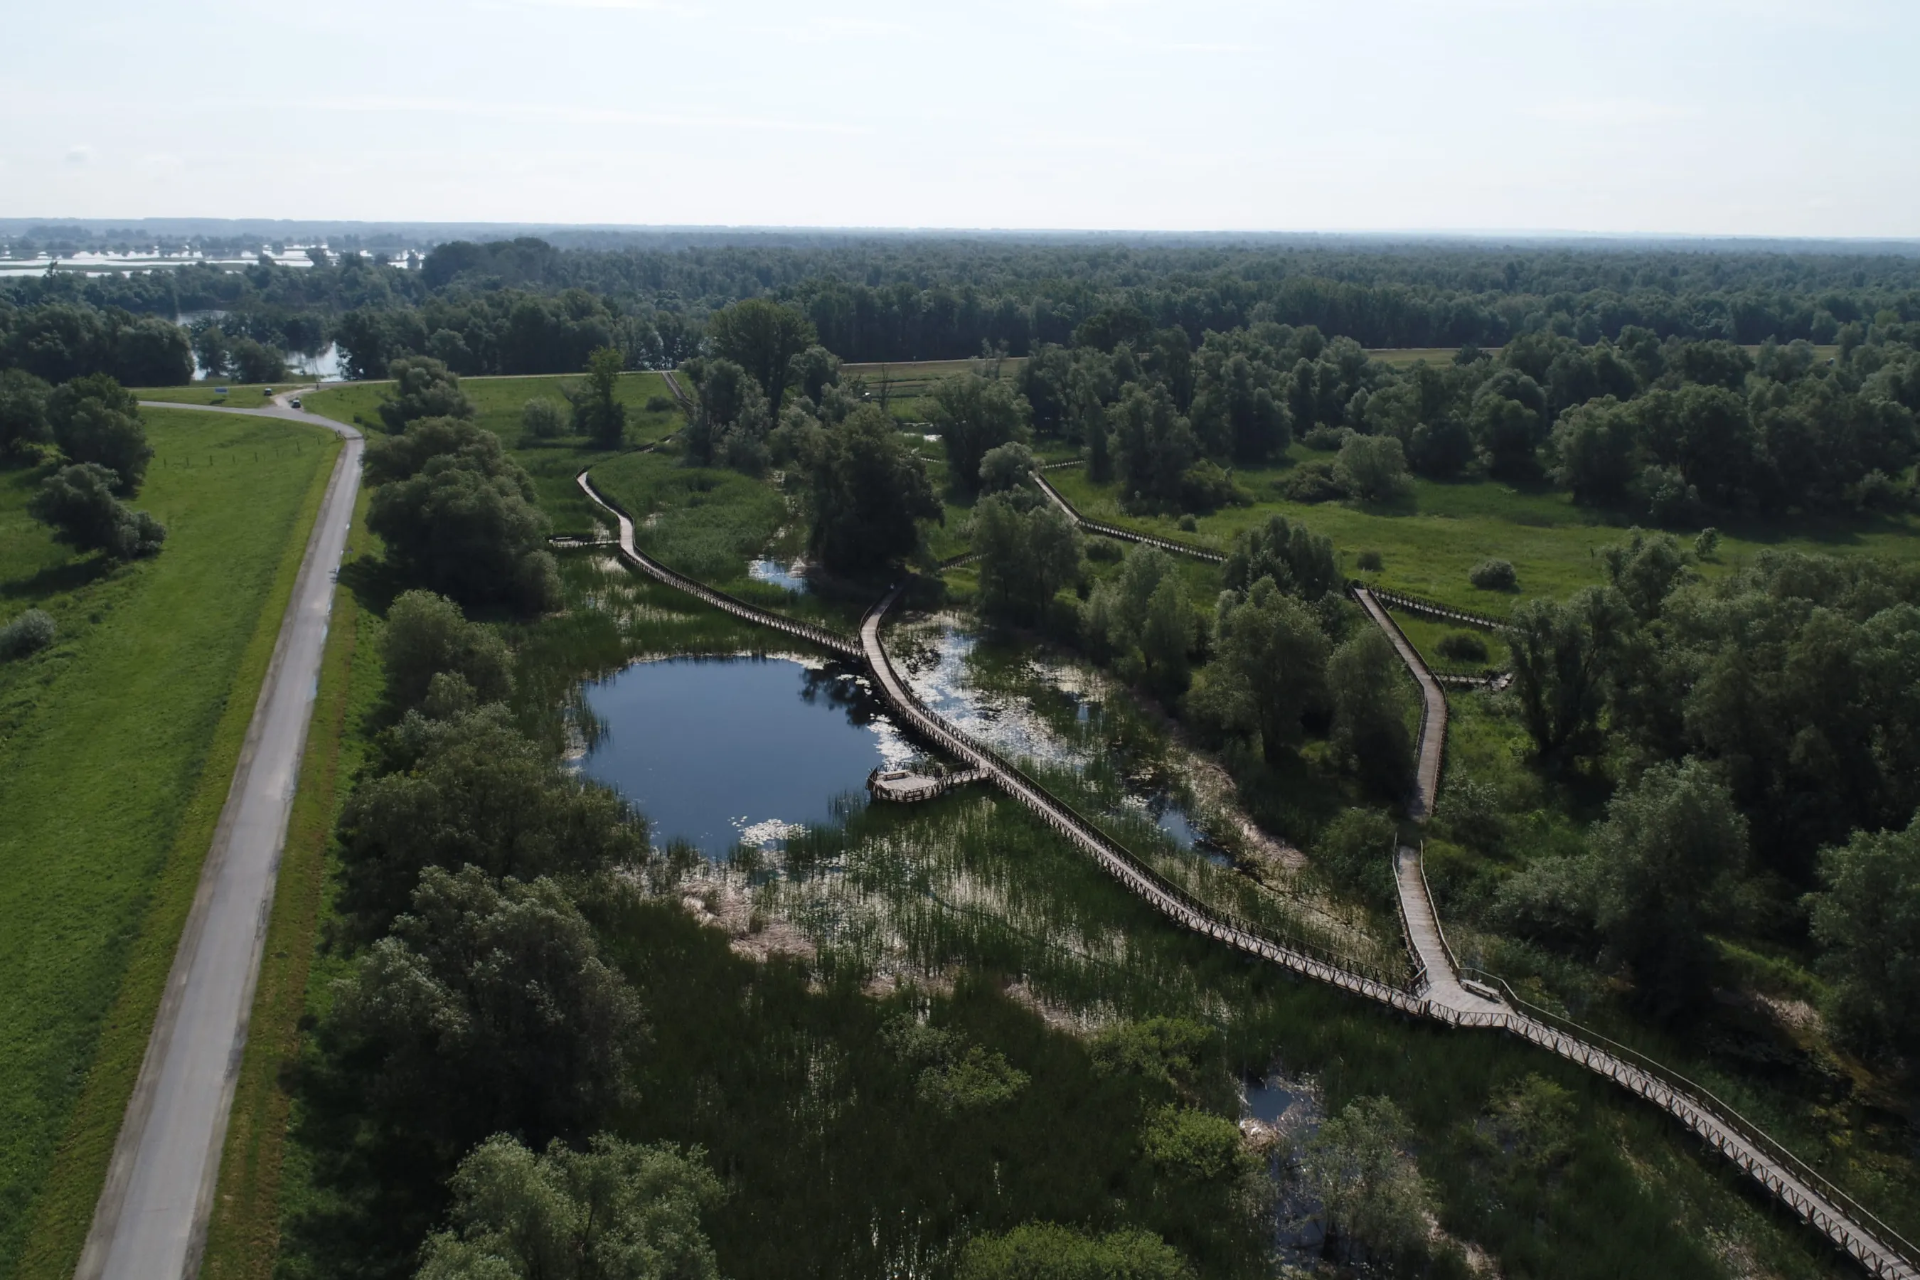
[0,554,118,602]
[337,555,411,618]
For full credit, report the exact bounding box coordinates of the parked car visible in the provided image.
[290,397,302,408]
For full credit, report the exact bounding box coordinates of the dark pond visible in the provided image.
[579,656,911,855]
[1243,1068,1327,1253]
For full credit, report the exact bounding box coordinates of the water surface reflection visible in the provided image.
[580,656,911,856]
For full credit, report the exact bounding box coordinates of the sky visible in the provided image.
[4,0,1918,237]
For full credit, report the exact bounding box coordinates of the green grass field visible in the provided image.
[305,372,682,531]
[835,358,1027,425]
[1384,607,1513,674]
[0,409,338,1278]
[1048,448,1920,616]
[132,382,315,407]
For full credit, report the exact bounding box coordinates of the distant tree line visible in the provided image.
[7,237,1920,388]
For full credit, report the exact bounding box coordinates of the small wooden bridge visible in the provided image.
[575,467,1920,1280]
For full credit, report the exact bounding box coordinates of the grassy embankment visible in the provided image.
[1,410,339,1279]
[133,382,315,407]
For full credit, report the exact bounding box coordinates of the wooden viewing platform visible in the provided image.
[866,766,987,803]
[576,466,1920,1280]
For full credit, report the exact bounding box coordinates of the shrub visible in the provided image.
[520,397,564,440]
[382,590,515,711]
[1468,558,1517,591]
[1175,459,1242,513]
[645,393,677,413]
[1302,424,1348,451]
[48,374,151,493]
[27,463,166,560]
[1436,631,1489,664]
[977,441,1036,495]
[1177,514,1197,532]
[1335,432,1408,502]
[379,356,473,431]
[958,1225,1192,1280]
[1355,549,1383,572]
[1315,807,1399,905]
[0,609,56,660]
[1280,460,1345,503]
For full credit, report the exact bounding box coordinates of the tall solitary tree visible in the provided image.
[805,406,941,574]
[1591,758,1748,1017]
[571,346,628,448]
[1212,578,1329,762]
[706,299,816,411]
[380,356,475,432]
[929,375,1029,495]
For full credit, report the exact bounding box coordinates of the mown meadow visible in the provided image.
[0,408,338,1279]
[1048,448,1920,620]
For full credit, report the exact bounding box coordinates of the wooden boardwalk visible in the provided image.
[577,467,1920,1280]
[1352,586,1446,824]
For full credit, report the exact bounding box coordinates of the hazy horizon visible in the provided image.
[6,220,1920,251]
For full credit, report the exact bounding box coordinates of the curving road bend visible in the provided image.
[76,393,362,1280]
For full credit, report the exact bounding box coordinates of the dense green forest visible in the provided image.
[4,234,1920,381]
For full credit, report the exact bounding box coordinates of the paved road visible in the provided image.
[77,395,362,1280]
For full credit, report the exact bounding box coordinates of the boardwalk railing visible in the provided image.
[1365,585,1507,632]
[858,589,1411,996]
[1358,579,1920,1280]
[661,368,697,414]
[579,464,1920,1280]
[576,472,861,660]
[1465,969,1920,1279]
[1353,585,1446,823]
[1031,473,1226,564]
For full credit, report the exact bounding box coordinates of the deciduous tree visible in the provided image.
[418,1133,723,1280]
[48,373,151,492]
[706,299,815,410]
[805,405,940,573]
[930,374,1029,495]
